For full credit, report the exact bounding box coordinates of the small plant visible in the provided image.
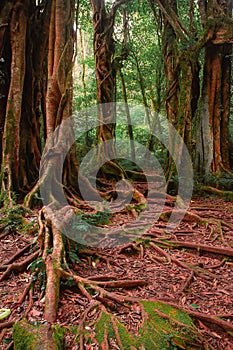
[0,205,28,233]
[28,257,46,291]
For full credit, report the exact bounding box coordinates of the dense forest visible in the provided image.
[0,0,233,349]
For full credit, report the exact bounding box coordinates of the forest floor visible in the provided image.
[0,195,233,349]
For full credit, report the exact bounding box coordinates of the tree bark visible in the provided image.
[0,1,52,199]
[195,0,232,176]
[1,1,27,198]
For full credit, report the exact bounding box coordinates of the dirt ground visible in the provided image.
[0,195,233,349]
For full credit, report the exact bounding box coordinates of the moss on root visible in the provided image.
[13,319,65,350]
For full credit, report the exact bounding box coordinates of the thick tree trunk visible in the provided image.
[0,1,51,199]
[0,2,13,167]
[1,1,27,197]
[19,1,51,192]
[162,0,200,182]
[162,0,180,180]
[195,0,232,176]
[46,0,74,138]
[196,43,231,176]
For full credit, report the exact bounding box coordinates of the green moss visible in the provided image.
[13,320,65,350]
[13,320,41,350]
[84,301,205,349]
[52,325,66,350]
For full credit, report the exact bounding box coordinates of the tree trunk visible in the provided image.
[90,0,116,152]
[1,1,27,199]
[195,0,232,176]
[0,0,51,200]
[119,68,136,162]
[161,0,200,182]
[19,1,51,192]
[0,2,13,168]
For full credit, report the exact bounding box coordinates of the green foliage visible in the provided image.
[62,276,76,288]
[28,257,46,291]
[76,210,110,227]
[68,250,83,264]
[203,173,233,191]
[0,205,28,233]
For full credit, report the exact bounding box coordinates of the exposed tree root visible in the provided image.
[18,272,36,304]
[1,192,232,348]
[25,288,34,316]
[73,301,100,349]
[4,243,34,265]
[35,205,149,324]
[149,240,218,279]
[201,186,233,200]
[156,239,233,257]
[160,209,209,226]
[152,298,233,333]
[0,320,15,331]
[0,250,40,282]
[0,230,11,240]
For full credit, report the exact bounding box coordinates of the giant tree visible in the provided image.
[196,0,233,176]
[150,0,200,182]
[0,0,51,202]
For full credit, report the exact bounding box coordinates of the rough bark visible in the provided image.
[1,1,27,197]
[19,1,51,192]
[46,0,74,138]
[0,0,51,199]
[90,0,117,160]
[0,2,13,167]
[162,0,200,180]
[195,0,232,176]
[90,0,131,161]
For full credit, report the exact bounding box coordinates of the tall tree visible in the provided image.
[90,0,130,158]
[196,0,232,176]
[152,0,200,181]
[0,0,51,203]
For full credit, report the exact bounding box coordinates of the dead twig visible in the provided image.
[178,271,194,293]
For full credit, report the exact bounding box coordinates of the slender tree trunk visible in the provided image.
[90,0,131,166]
[90,0,116,151]
[119,68,135,162]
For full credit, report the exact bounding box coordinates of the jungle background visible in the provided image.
[0,0,233,349]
